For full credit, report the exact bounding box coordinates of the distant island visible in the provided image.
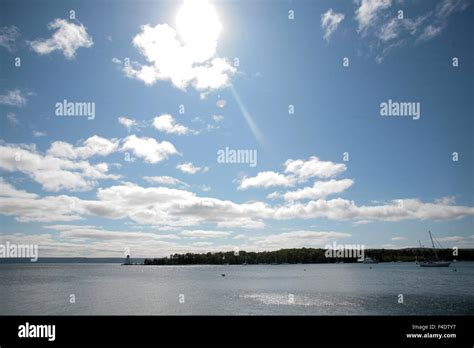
[142,248,474,265]
[1,248,473,265]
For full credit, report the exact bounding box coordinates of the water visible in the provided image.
[1,262,473,315]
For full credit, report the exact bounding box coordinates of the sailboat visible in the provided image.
[418,231,450,267]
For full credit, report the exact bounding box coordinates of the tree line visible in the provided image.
[142,248,474,265]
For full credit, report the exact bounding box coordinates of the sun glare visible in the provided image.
[176,0,222,48]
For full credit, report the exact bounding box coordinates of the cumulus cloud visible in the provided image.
[153,114,190,135]
[321,9,345,41]
[271,198,474,223]
[0,142,119,192]
[3,179,474,230]
[117,0,236,95]
[283,179,354,201]
[0,178,38,199]
[47,135,119,159]
[121,135,179,163]
[176,162,208,174]
[284,156,346,181]
[0,191,82,222]
[0,89,28,107]
[239,171,294,190]
[239,156,347,190]
[118,116,138,130]
[30,19,93,59]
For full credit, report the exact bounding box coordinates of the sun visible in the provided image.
[176,0,222,51]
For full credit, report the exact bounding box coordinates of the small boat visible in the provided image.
[418,231,450,268]
[362,256,379,264]
[122,255,132,265]
[419,260,451,267]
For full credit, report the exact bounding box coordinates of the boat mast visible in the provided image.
[428,230,438,259]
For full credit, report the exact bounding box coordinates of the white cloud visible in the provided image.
[200,185,211,192]
[364,0,469,63]
[355,0,392,33]
[45,224,180,241]
[284,156,346,181]
[266,191,281,200]
[0,26,20,52]
[118,116,138,130]
[1,180,474,229]
[212,115,224,122]
[47,135,119,159]
[271,198,474,223]
[217,218,265,229]
[378,18,400,42]
[283,179,354,201]
[417,1,469,42]
[321,9,345,41]
[391,236,406,241]
[121,135,179,164]
[30,19,93,59]
[436,0,470,18]
[377,15,428,43]
[33,131,47,137]
[0,178,38,199]
[239,171,294,190]
[153,114,190,135]
[418,24,444,41]
[176,162,208,174]
[0,89,28,107]
[118,0,236,95]
[0,230,181,258]
[436,235,467,243]
[250,231,352,250]
[0,142,119,192]
[144,175,189,187]
[239,157,347,190]
[0,193,82,222]
[180,230,231,238]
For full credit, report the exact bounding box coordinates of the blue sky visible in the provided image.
[0,0,473,257]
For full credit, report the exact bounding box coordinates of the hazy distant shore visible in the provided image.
[1,248,473,264]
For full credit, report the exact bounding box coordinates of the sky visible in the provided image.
[0,0,473,257]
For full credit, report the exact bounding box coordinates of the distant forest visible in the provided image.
[143,248,474,265]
